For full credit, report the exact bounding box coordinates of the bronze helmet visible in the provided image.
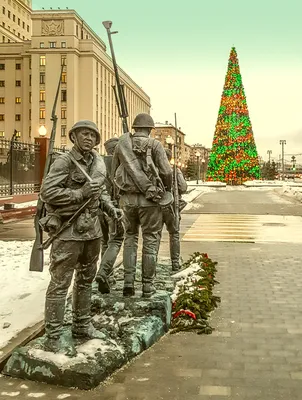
[132,113,155,129]
[68,120,101,145]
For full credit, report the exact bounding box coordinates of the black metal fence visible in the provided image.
[0,138,41,197]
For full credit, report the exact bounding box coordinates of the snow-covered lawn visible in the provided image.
[0,241,50,350]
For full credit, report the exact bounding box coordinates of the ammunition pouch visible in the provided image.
[39,213,62,235]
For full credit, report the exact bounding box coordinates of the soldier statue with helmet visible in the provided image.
[95,136,124,293]
[39,120,123,356]
[111,113,173,298]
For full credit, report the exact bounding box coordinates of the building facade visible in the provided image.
[0,8,151,152]
[1,0,32,43]
[151,121,186,167]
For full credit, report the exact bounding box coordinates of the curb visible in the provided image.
[0,206,36,223]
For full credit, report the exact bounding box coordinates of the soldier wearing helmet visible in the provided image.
[95,136,124,294]
[112,113,172,298]
[40,120,123,356]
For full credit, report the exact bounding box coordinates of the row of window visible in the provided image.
[39,108,67,120]
[0,97,21,103]
[0,80,21,87]
[0,127,65,138]
[2,7,30,32]
[40,42,67,49]
[0,114,21,121]
[0,63,21,70]
[39,55,67,66]
[0,75,67,87]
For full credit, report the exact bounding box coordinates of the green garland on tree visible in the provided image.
[171,252,220,334]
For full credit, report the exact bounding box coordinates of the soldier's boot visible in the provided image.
[123,249,137,297]
[142,254,156,298]
[44,298,77,357]
[95,272,111,294]
[72,283,103,340]
[170,233,181,272]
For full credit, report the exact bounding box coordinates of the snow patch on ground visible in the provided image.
[0,241,50,349]
[275,185,302,203]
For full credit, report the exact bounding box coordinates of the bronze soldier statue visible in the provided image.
[162,148,187,271]
[40,120,122,356]
[96,137,124,294]
[112,113,173,298]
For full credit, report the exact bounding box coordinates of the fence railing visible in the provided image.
[0,138,41,197]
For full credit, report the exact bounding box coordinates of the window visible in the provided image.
[29,74,31,86]
[39,73,45,84]
[76,25,78,37]
[0,81,4,87]
[39,55,46,66]
[13,14,15,21]
[61,108,67,119]
[16,63,21,70]
[2,7,5,14]
[39,90,45,102]
[18,18,20,26]
[49,42,56,48]
[0,115,4,121]
[0,64,5,70]
[8,10,11,18]
[61,125,66,137]
[0,131,4,137]
[61,90,67,102]
[40,42,44,48]
[15,114,21,121]
[2,36,4,43]
[0,97,4,104]
[61,41,66,48]
[29,126,31,138]
[2,23,5,28]
[61,72,67,83]
[15,97,21,103]
[22,21,25,29]
[29,109,31,120]
[61,55,66,66]
[29,92,31,103]
[16,80,21,86]
[29,58,31,69]
[27,25,29,32]
[39,108,45,119]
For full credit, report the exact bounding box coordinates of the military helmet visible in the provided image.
[69,120,101,145]
[132,113,155,129]
[104,137,119,154]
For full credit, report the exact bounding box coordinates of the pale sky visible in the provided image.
[33,0,302,163]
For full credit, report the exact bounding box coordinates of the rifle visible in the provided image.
[173,113,180,230]
[102,21,129,134]
[29,65,64,271]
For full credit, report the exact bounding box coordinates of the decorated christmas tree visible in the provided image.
[206,47,260,185]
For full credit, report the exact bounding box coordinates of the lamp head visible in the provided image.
[102,21,112,30]
[39,125,47,137]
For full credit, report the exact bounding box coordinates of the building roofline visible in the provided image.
[31,9,150,101]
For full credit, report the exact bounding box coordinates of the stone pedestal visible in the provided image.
[3,260,175,389]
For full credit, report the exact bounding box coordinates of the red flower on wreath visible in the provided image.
[203,253,208,258]
[173,309,196,320]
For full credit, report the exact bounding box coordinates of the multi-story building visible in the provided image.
[1,0,32,43]
[184,142,193,166]
[151,121,186,167]
[0,8,151,153]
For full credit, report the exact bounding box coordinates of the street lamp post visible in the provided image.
[195,151,201,184]
[291,155,296,181]
[201,157,205,182]
[279,140,286,180]
[9,129,21,195]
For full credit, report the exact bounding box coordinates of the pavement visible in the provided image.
[1,187,302,399]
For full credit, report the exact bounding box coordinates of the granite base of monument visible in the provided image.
[3,259,175,389]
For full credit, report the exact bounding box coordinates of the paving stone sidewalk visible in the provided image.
[1,241,302,399]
